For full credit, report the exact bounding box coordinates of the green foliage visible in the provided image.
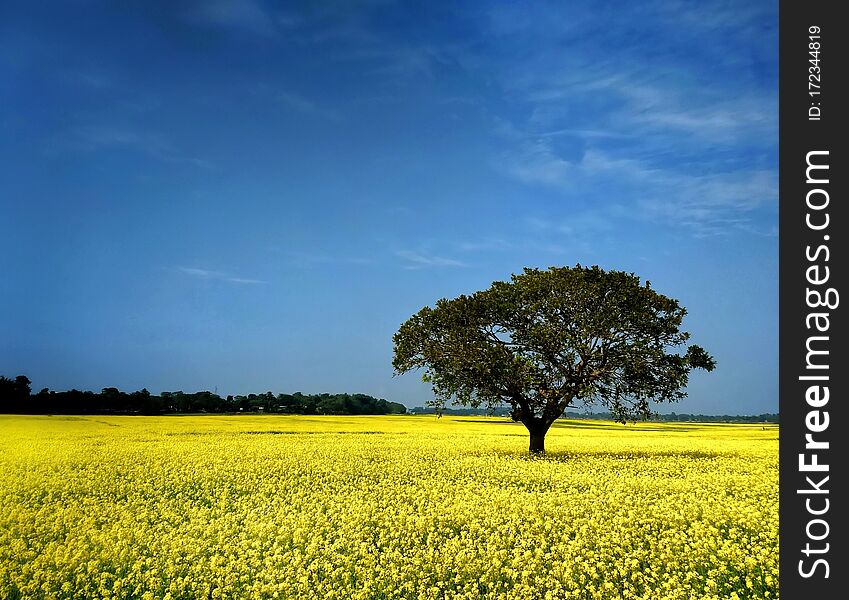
[0,376,30,413]
[393,265,715,449]
[0,379,405,416]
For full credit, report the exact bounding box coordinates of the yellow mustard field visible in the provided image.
[0,415,778,600]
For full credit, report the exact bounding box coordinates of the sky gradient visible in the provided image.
[0,0,778,414]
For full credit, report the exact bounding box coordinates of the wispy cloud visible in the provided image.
[224,277,268,284]
[451,235,576,258]
[506,140,578,187]
[636,169,777,238]
[277,91,340,120]
[603,78,773,143]
[362,44,452,81]
[282,251,375,269]
[502,140,775,238]
[271,8,461,85]
[396,250,468,269]
[60,69,112,90]
[498,68,774,148]
[471,0,776,243]
[176,266,267,285]
[177,267,227,279]
[182,0,276,37]
[525,211,614,236]
[455,238,512,252]
[55,126,210,168]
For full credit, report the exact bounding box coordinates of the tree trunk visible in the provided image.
[513,397,552,454]
[529,430,546,454]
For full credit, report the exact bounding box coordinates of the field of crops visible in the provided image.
[0,414,778,599]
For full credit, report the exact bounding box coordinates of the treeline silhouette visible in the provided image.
[410,406,513,416]
[0,375,406,416]
[411,406,778,423]
[562,411,779,423]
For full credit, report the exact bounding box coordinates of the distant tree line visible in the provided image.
[0,375,406,416]
[563,411,779,424]
[411,405,778,423]
[410,406,513,416]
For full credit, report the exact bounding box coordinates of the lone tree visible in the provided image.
[392,265,715,454]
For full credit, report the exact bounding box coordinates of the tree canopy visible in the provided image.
[393,265,715,453]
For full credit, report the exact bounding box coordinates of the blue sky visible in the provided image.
[0,0,777,414]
